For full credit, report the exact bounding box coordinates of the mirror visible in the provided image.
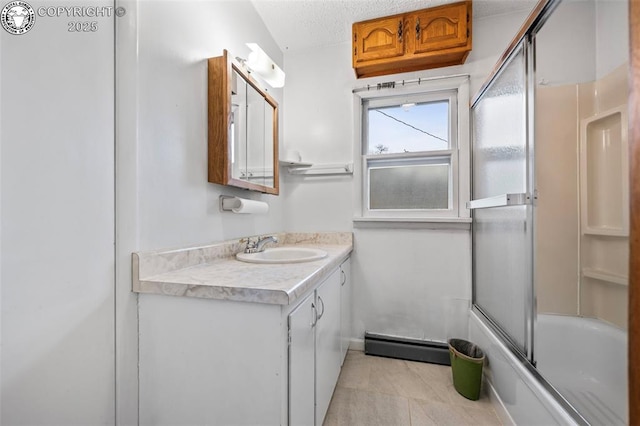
[208,50,279,194]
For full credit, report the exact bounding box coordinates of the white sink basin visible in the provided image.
[236,247,328,264]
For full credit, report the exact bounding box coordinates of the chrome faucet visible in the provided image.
[243,235,278,253]
[255,235,278,252]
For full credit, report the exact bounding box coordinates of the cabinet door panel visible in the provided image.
[353,17,404,63]
[340,259,352,364]
[231,71,248,181]
[245,82,266,186]
[413,2,469,54]
[289,293,316,426]
[315,269,342,426]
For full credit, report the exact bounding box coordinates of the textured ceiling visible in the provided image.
[251,0,538,52]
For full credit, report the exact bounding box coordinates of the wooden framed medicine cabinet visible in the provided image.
[208,50,279,195]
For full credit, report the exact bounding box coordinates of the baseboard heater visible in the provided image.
[364,332,451,366]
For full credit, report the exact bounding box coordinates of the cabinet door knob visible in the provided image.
[416,18,420,39]
[340,269,346,286]
[398,20,403,42]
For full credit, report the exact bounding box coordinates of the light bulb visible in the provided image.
[246,43,286,88]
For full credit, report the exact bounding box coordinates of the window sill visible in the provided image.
[353,217,472,230]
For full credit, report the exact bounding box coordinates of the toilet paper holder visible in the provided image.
[220,195,239,212]
[219,195,269,214]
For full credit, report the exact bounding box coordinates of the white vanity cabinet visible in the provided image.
[289,267,342,426]
[314,268,342,425]
[339,259,352,363]
[138,254,351,426]
[288,292,315,425]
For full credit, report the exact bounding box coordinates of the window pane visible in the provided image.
[369,163,449,210]
[367,101,449,155]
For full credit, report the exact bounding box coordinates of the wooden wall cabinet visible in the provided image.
[208,50,279,195]
[352,1,472,79]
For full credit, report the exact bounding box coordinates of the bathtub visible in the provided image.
[470,310,627,425]
[536,314,627,426]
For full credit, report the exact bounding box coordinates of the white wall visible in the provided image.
[536,0,596,85]
[352,228,472,341]
[1,0,287,424]
[535,0,629,86]
[1,1,115,424]
[596,0,629,78]
[282,10,533,342]
[116,1,288,423]
[133,0,286,253]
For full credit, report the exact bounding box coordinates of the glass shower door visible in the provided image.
[471,42,532,357]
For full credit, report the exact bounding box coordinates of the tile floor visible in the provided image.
[324,350,503,426]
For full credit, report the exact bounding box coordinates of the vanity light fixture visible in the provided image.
[245,43,286,88]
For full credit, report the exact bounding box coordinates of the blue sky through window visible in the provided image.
[367,101,449,154]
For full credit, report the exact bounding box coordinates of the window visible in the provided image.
[357,77,469,220]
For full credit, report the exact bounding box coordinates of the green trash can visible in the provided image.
[448,338,485,400]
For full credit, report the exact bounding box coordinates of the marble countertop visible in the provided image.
[132,233,353,306]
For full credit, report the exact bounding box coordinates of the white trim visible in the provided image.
[353,217,471,230]
[356,74,470,100]
[348,338,365,352]
[115,0,140,423]
[486,379,516,426]
[353,217,471,223]
[365,90,457,117]
[354,75,471,221]
[457,79,471,220]
[352,95,365,220]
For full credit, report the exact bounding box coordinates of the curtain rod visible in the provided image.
[352,73,469,94]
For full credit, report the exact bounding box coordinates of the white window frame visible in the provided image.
[354,75,470,222]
